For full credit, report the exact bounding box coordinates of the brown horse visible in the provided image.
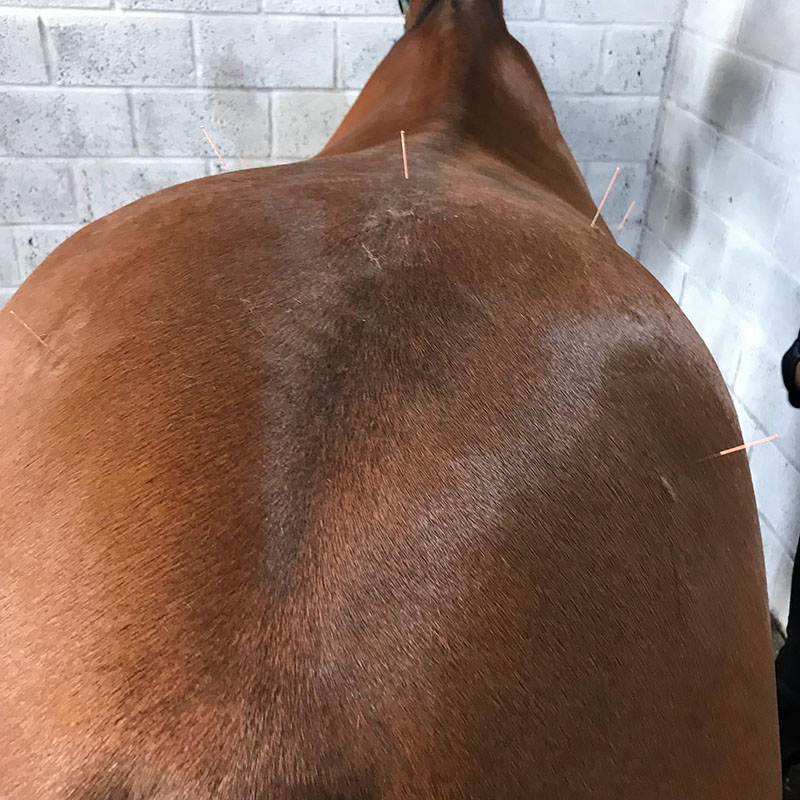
[0,0,780,797]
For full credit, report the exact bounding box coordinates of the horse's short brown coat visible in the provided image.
[0,0,780,796]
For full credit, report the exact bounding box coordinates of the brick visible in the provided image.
[735,341,800,475]
[509,23,602,93]
[775,180,800,269]
[750,440,800,542]
[12,226,79,282]
[601,27,671,95]
[550,97,659,161]
[196,17,334,88]
[0,89,133,157]
[0,227,17,286]
[545,0,680,22]
[761,521,793,627]
[680,277,742,385]
[613,224,640,256]
[672,34,771,141]
[343,89,360,106]
[262,0,395,12]
[703,137,789,249]
[661,187,728,280]
[683,0,746,43]
[584,162,646,227]
[655,103,717,192]
[739,0,800,72]
[639,229,686,302]
[0,160,74,224]
[732,392,765,451]
[669,32,714,112]
[644,168,672,236]
[272,91,354,159]
[0,287,15,309]
[74,160,206,222]
[47,16,193,86]
[756,69,800,170]
[0,15,48,84]
[121,0,257,9]
[718,234,800,350]
[337,20,403,89]
[701,49,771,141]
[503,0,542,20]
[1,0,108,6]
[133,90,270,157]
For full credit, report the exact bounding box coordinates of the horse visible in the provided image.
[0,0,780,796]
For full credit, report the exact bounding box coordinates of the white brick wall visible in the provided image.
[640,0,800,625]
[0,0,678,294]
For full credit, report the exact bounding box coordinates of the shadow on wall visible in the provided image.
[663,52,762,262]
[656,46,765,393]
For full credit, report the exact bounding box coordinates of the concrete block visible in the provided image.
[0,14,48,84]
[774,179,800,269]
[661,186,728,282]
[0,89,133,157]
[750,440,800,546]
[672,34,771,141]
[545,0,681,22]
[680,277,743,385]
[655,103,717,191]
[735,340,800,475]
[551,97,659,161]
[669,32,714,112]
[1,0,108,6]
[262,0,395,12]
[585,162,646,227]
[47,15,193,86]
[683,0,746,43]
[644,168,672,236]
[0,287,15,309]
[509,23,603,93]
[0,160,75,224]
[121,0,257,9]
[718,233,800,349]
[639,229,686,302]
[12,225,79,282]
[272,91,354,158]
[703,136,789,250]
[613,223,641,256]
[337,20,403,89]
[739,0,800,72]
[196,16,334,88]
[0,227,18,286]
[133,90,270,157]
[503,0,542,20]
[756,68,800,170]
[74,160,206,222]
[601,26,671,95]
[732,391,765,450]
[702,48,771,141]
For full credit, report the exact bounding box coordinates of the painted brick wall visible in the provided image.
[640,0,800,624]
[0,0,680,306]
